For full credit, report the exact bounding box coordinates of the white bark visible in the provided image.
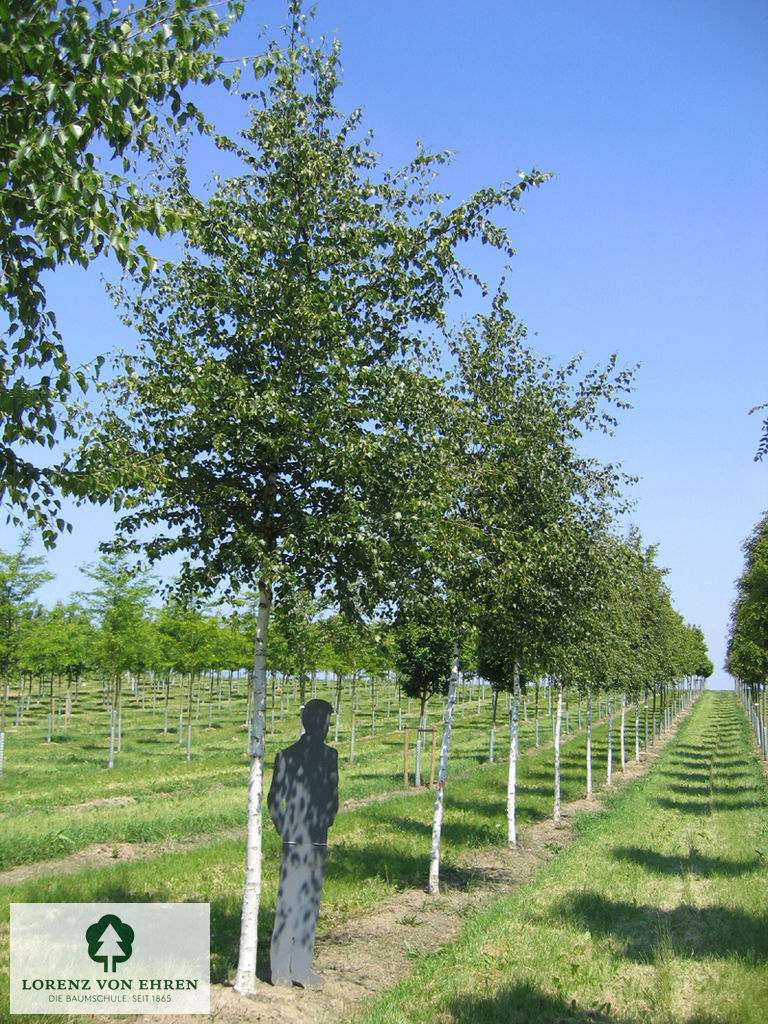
[507,664,520,848]
[620,692,627,771]
[606,691,613,785]
[428,641,459,895]
[635,700,641,762]
[234,580,271,996]
[489,688,498,763]
[586,687,593,800]
[415,695,427,787]
[107,684,115,769]
[553,677,563,823]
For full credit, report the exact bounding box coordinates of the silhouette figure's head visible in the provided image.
[302,699,333,740]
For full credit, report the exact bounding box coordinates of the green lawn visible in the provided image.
[0,675,662,1021]
[0,676,647,870]
[353,691,768,1024]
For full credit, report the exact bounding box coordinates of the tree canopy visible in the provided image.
[1,0,243,542]
[727,510,768,685]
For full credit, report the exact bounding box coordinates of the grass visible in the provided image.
[0,674,668,1022]
[0,675,651,870]
[351,692,768,1024]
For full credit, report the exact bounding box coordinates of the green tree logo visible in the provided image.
[85,914,135,972]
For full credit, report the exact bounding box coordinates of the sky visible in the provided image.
[4,0,768,688]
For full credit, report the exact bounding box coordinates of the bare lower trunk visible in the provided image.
[428,641,459,895]
[586,687,593,800]
[489,688,498,763]
[507,664,520,848]
[415,693,427,787]
[234,580,271,996]
[553,677,563,823]
[635,700,641,762]
[606,691,613,785]
[334,673,342,743]
[620,692,627,770]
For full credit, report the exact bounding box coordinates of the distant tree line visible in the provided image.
[727,510,768,755]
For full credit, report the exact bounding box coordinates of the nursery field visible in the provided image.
[1,681,756,1024]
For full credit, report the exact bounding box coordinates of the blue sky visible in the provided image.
[5,0,767,687]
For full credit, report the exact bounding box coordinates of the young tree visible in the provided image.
[445,295,634,839]
[0,536,52,769]
[155,596,218,758]
[393,594,453,787]
[477,617,539,847]
[79,550,154,768]
[1,0,244,539]
[67,4,547,993]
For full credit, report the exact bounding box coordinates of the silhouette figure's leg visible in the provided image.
[289,844,326,983]
[271,843,300,984]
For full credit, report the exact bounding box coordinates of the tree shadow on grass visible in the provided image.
[656,794,766,814]
[436,981,638,1023]
[665,782,711,797]
[612,845,763,877]
[556,891,768,962]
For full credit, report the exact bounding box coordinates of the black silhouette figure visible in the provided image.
[268,698,338,989]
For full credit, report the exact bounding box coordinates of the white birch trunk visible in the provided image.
[428,642,459,895]
[635,700,641,762]
[107,680,115,769]
[506,664,520,848]
[553,677,563,823]
[586,687,593,800]
[606,691,613,785]
[620,692,627,771]
[489,688,498,763]
[234,580,271,996]
[415,696,426,787]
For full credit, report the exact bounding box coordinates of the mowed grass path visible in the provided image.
[354,691,768,1024]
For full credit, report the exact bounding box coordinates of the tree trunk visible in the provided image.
[107,678,116,770]
[506,664,520,848]
[428,641,459,895]
[586,687,593,800]
[620,692,627,770]
[553,676,563,823]
[606,691,613,785]
[234,579,271,996]
[635,700,641,762]
[117,676,123,753]
[489,688,498,763]
[415,692,427,787]
[333,672,342,743]
[1,677,8,735]
[652,685,657,742]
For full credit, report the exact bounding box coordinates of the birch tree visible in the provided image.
[68,4,548,992]
[448,296,634,840]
